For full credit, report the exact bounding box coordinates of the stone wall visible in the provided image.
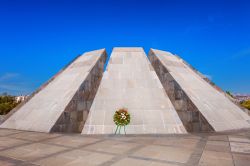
[50,51,107,133]
[148,50,214,132]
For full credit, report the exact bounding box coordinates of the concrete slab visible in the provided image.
[149,49,250,132]
[82,47,186,134]
[0,49,107,133]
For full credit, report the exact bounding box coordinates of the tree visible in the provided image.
[0,94,20,115]
[226,91,234,98]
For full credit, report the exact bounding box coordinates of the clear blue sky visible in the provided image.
[0,0,249,95]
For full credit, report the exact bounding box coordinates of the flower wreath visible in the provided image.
[113,108,130,134]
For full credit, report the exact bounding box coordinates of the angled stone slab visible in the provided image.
[0,49,107,133]
[149,49,250,132]
[82,47,186,134]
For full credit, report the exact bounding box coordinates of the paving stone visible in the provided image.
[0,155,38,166]
[0,160,15,166]
[232,153,250,166]
[35,149,114,166]
[0,129,23,136]
[198,150,234,166]
[207,135,228,141]
[111,157,179,166]
[230,142,250,154]
[229,136,250,143]
[45,135,100,148]
[84,140,139,154]
[0,137,28,150]
[182,135,202,140]
[0,143,68,161]
[131,145,192,164]
[9,132,61,142]
[109,136,136,142]
[232,132,249,137]
[204,141,230,152]
[153,137,199,149]
[127,137,156,145]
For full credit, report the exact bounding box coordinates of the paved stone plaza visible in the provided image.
[0,129,250,166]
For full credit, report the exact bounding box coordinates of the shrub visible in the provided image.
[241,100,250,110]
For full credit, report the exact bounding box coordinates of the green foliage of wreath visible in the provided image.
[113,108,130,126]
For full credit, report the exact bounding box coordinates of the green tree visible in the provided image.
[0,94,20,115]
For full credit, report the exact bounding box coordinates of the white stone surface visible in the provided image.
[82,47,186,134]
[0,49,105,133]
[151,49,250,131]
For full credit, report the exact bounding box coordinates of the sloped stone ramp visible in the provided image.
[0,49,107,133]
[149,49,250,132]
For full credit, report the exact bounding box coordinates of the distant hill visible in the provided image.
[231,93,250,111]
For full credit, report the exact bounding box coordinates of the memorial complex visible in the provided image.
[0,47,250,166]
[1,47,249,134]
